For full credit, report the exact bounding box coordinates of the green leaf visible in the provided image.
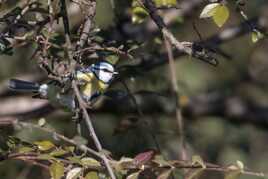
[64,146,75,153]
[50,149,69,157]
[132,6,148,24]
[80,157,101,168]
[85,172,99,179]
[212,5,229,27]
[66,167,82,179]
[67,156,82,164]
[114,157,134,174]
[106,55,119,65]
[200,3,229,27]
[49,162,64,179]
[17,146,34,153]
[200,3,220,18]
[154,0,177,7]
[38,154,55,160]
[252,30,264,43]
[34,141,55,151]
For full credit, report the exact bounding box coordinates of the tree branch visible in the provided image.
[72,81,116,179]
[163,35,187,161]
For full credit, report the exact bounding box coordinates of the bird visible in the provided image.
[8,61,118,111]
[76,61,118,103]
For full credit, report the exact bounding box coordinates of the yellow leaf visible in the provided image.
[49,162,64,179]
[252,30,264,43]
[132,6,148,24]
[80,157,101,167]
[34,141,55,151]
[200,3,220,18]
[213,5,229,27]
[85,172,99,179]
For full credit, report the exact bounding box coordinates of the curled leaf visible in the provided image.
[200,3,220,18]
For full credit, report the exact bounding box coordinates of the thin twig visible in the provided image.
[163,36,187,161]
[60,0,73,63]
[75,46,134,60]
[77,0,96,49]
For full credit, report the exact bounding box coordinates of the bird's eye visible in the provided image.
[103,69,111,73]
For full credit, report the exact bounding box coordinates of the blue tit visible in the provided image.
[8,79,75,111]
[8,61,118,110]
[75,61,118,103]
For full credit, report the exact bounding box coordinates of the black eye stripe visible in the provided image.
[93,67,113,73]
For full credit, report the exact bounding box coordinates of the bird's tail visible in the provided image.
[9,79,40,92]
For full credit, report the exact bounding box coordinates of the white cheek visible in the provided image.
[99,71,113,83]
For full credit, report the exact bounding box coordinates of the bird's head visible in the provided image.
[89,61,118,84]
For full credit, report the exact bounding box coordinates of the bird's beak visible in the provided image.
[113,71,119,75]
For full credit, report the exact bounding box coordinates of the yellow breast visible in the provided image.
[80,75,108,99]
[76,72,94,82]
